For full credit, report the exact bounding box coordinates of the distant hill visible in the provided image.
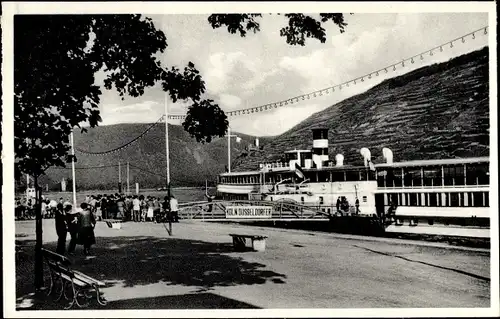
[233,47,490,171]
[36,124,272,190]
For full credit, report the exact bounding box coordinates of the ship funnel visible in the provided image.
[312,128,329,169]
[382,147,393,164]
[360,147,371,167]
[335,154,344,167]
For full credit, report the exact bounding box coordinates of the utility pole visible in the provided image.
[127,161,130,194]
[118,161,122,193]
[227,126,231,173]
[162,16,173,236]
[70,132,77,210]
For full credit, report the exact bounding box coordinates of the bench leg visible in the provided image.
[63,281,76,310]
[54,278,65,302]
[94,285,107,306]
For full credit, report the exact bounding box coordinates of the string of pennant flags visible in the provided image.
[76,25,488,156]
[222,25,488,117]
[51,164,119,170]
[75,115,167,155]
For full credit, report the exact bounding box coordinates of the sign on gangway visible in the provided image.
[226,206,273,219]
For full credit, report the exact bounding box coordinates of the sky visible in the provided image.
[95,12,489,137]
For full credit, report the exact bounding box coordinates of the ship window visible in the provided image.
[318,171,329,182]
[319,196,324,204]
[388,194,398,206]
[423,166,441,186]
[377,170,386,187]
[409,193,418,206]
[332,171,345,182]
[285,153,298,161]
[466,163,489,185]
[301,197,304,203]
[362,196,367,203]
[429,193,437,207]
[444,165,465,186]
[472,192,484,207]
[404,168,422,187]
[359,170,367,181]
[345,170,359,181]
[308,171,317,182]
[386,168,403,187]
[450,192,460,207]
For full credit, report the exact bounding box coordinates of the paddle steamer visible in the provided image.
[216,129,490,238]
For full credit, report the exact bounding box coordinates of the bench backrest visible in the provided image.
[41,248,71,266]
[41,248,75,278]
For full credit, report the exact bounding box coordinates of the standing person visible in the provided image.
[170,195,179,223]
[139,195,146,222]
[132,195,141,222]
[146,196,154,222]
[123,196,130,221]
[65,203,79,255]
[41,200,48,219]
[95,195,102,221]
[55,203,67,255]
[100,195,108,220]
[77,202,96,256]
[117,195,125,220]
[162,196,170,223]
[152,197,161,223]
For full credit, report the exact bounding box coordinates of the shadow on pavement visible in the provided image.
[15,235,286,309]
[104,292,260,309]
[16,292,260,310]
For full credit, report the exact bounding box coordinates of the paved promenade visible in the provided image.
[13,219,490,310]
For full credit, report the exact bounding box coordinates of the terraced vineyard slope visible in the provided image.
[233,47,490,171]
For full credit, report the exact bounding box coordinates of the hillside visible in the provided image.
[233,47,490,171]
[36,124,271,190]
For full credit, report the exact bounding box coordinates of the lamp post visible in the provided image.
[225,126,241,173]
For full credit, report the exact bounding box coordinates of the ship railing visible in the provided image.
[378,184,490,190]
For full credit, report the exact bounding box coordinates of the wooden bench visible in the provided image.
[41,248,107,309]
[229,234,268,252]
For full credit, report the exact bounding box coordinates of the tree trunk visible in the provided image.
[34,175,44,289]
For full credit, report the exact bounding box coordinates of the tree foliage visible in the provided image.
[208,13,349,46]
[15,13,350,178]
[182,99,229,144]
[14,14,223,177]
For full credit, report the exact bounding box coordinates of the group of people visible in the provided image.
[15,197,65,220]
[54,201,96,256]
[85,193,180,223]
